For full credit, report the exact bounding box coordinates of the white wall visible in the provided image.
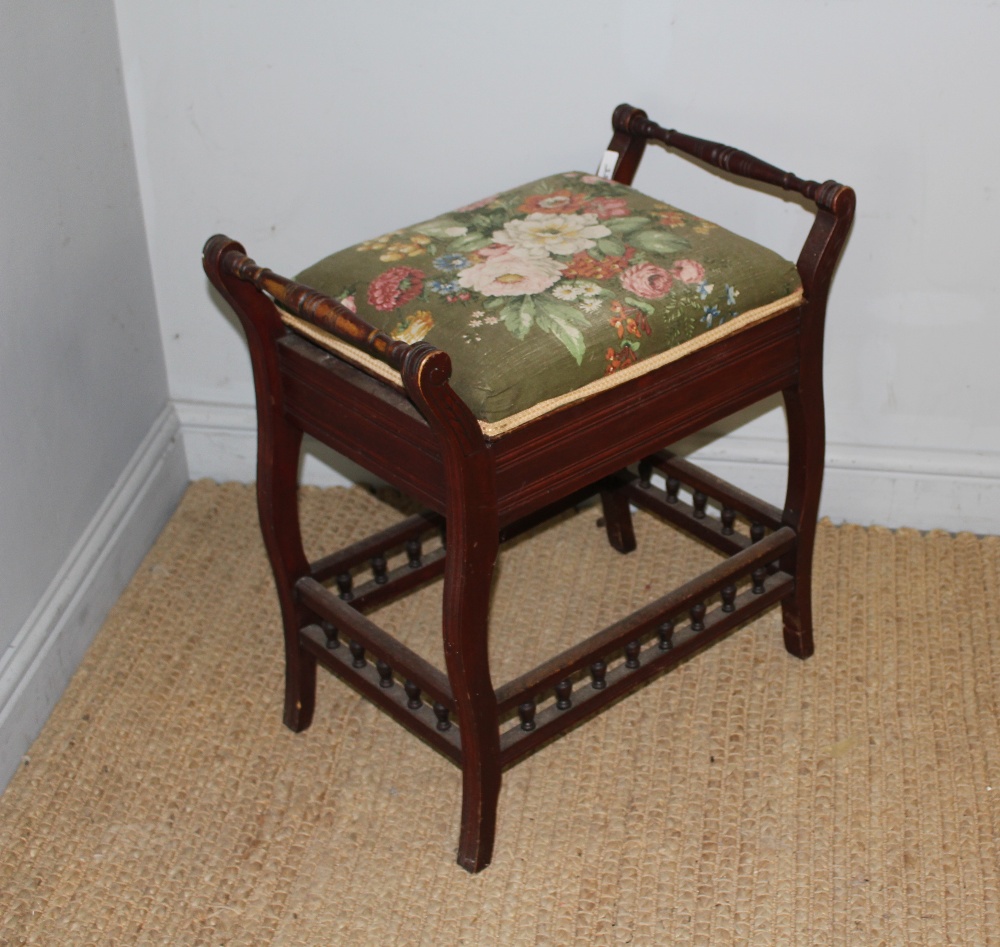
[116,0,1000,532]
[0,1,188,787]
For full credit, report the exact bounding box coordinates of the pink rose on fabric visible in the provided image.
[587,196,630,220]
[456,194,499,212]
[457,250,563,297]
[367,266,424,311]
[619,262,674,299]
[476,243,517,260]
[671,259,706,284]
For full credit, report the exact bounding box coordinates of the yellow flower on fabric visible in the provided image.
[356,230,403,253]
[392,311,435,344]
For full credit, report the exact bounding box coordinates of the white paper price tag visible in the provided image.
[596,149,619,180]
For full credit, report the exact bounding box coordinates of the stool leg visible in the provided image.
[599,478,637,554]
[443,501,501,873]
[258,415,316,732]
[780,379,823,659]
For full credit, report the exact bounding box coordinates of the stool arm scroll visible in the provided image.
[607,106,856,299]
[203,233,435,376]
[612,103,850,212]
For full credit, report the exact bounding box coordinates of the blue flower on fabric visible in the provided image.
[726,285,740,306]
[433,254,470,272]
[702,305,721,327]
[697,281,715,300]
[429,279,461,295]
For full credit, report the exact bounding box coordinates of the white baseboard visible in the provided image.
[175,398,366,487]
[680,433,1000,534]
[0,405,190,791]
[176,398,1000,535]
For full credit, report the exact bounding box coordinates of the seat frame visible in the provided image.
[203,104,855,873]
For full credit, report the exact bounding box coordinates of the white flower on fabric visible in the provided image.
[579,297,602,314]
[552,284,582,301]
[494,212,611,257]
[456,248,564,297]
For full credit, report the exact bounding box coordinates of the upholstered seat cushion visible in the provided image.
[283,172,802,435]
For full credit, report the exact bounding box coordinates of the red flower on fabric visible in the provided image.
[619,262,674,300]
[560,246,635,281]
[604,344,639,375]
[610,300,651,340]
[367,266,425,311]
[517,189,590,215]
[586,196,630,220]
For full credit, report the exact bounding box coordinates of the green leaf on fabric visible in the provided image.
[534,296,588,364]
[605,216,651,235]
[413,217,466,238]
[448,232,493,253]
[631,229,690,255]
[501,296,535,340]
[597,236,627,257]
[624,295,656,316]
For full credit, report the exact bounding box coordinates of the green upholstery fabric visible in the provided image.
[294,173,801,425]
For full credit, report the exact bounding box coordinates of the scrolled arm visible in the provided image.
[203,233,422,374]
[611,103,854,216]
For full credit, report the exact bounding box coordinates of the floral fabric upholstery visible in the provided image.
[291,172,802,429]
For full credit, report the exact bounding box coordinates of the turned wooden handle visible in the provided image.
[204,234,418,373]
[612,103,854,216]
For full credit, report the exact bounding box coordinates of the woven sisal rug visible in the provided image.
[1,481,997,945]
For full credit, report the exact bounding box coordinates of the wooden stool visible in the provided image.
[203,104,854,872]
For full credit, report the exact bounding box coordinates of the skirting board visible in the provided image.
[176,398,1000,535]
[0,405,190,792]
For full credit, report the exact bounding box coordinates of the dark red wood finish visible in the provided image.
[202,104,854,873]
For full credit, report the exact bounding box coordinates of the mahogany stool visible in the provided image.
[203,104,854,873]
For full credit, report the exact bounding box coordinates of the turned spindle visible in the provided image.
[658,619,675,650]
[349,639,366,668]
[376,659,394,688]
[721,508,736,536]
[750,522,765,544]
[752,568,767,594]
[321,621,340,650]
[692,490,708,519]
[336,573,354,601]
[690,603,706,632]
[590,660,608,690]
[404,680,422,710]
[405,537,422,569]
[638,457,653,488]
[518,700,537,732]
[433,702,452,731]
[625,640,641,669]
[721,584,737,613]
[666,476,680,504]
[371,554,389,584]
[555,679,573,710]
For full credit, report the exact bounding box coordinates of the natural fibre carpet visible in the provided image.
[1,483,999,946]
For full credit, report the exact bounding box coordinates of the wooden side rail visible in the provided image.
[297,576,454,710]
[299,624,463,764]
[611,103,850,213]
[494,525,796,716]
[498,569,793,767]
[204,235,441,375]
[607,104,856,300]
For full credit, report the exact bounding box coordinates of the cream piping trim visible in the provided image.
[279,287,804,439]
